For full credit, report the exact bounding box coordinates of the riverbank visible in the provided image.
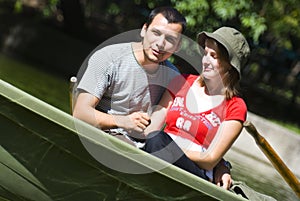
[225,112,300,200]
[230,112,300,177]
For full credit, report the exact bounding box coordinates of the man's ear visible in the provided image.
[140,24,147,37]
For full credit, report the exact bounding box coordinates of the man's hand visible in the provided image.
[113,112,151,137]
[213,159,232,190]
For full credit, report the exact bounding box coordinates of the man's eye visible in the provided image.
[153,31,160,36]
[166,37,176,44]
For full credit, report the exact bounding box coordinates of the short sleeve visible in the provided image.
[225,97,247,122]
[77,48,112,99]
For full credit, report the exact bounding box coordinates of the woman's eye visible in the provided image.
[211,53,218,59]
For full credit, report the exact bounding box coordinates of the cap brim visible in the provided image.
[197,31,231,53]
[197,31,209,48]
[196,31,241,78]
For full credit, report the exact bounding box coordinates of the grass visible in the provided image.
[0,54,70,113]
[271,120,300,134]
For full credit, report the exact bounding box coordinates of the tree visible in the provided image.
[172,0,300,49]
[59,0,86,37]
[10,0,300,50]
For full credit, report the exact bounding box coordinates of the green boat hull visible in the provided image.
[0,79,246,201]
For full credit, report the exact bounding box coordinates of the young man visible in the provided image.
[73,6,231,188]
[73,7,185,146]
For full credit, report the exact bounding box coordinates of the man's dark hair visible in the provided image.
[145,6,187,33]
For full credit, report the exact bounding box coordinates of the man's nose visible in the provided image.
[156,36,165,50]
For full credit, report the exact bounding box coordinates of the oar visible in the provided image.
[243,121,300,198]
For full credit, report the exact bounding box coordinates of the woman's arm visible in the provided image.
[144,90,174,135]
[184,120,243,170]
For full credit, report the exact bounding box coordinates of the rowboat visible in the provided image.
[0,79,247,201]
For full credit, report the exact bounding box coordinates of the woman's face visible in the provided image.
[201,39,228,80]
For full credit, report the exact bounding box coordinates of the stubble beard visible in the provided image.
[143,48,162,64]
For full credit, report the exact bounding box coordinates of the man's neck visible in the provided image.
[132,42,160,74]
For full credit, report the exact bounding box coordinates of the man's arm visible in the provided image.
[73,92,116,130]
[73,92,150,132]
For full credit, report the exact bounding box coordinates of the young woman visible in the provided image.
[143,27,251,189]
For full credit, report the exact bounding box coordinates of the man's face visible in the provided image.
[140,14,183,63]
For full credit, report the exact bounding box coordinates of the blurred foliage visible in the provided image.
[172,0,300,49]
[7,0,300,50]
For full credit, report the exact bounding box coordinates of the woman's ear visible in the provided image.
[140,24,147,37]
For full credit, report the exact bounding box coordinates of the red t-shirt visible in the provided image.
[164,74,247,149]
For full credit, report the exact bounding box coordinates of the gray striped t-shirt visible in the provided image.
[78,42,179,116]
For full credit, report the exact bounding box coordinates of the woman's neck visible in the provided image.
[203,78,224,96]
[186,79,225,113]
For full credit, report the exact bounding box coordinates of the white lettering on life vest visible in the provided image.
[176,117,192,131]
[172,97,184,107]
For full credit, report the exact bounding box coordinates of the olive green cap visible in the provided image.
[197,27,250,78]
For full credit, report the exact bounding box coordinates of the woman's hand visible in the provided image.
[183,149,232,190]
[213,159,232,190]
[216,173,232,190]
